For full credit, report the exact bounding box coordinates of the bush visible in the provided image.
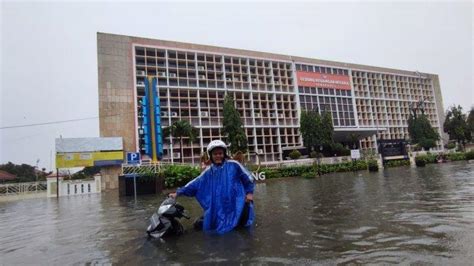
[279,165,313,177]
[424,153,438,164]
[162,165,200,188]
[310,151,322,158]
[289,149,302,160]
[257,160,374,180]
[362,149,377,160]
[368,160,379,171]
[446,143,456,149]
[332,143,350,156]
[353,160,368,171]
[314,160,367,174]
[465,150,474,160]
[415,155,427,167]
[418,138,437,151]
[261,168,282,179]
[384,159,411,168]
[413,144,422,151]
[249,159,398,180]
[446,152,466,161]
[301,172,316,179]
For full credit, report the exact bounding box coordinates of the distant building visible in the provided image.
[46,172,67,179]
[0,170,16,182]
[97,32,445,164]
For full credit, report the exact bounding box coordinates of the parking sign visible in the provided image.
[127,152,141,165]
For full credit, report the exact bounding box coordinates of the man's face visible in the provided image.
[211,148,225,164]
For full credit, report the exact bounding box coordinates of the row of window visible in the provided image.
[296,64,349,76]
[298,86,352,96]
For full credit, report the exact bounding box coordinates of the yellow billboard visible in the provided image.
[56,151,124,168]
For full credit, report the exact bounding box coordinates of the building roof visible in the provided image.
[46,172,67,178]
[97,32,437,78]
[0,170,17,181]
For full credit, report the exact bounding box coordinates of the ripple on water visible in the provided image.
[345,226,377,234]
[285,230,302,236]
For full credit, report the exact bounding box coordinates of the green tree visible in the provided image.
[418,138,437,151]
[0,162,49,182]
[300,110,335,156]
[408,113,439,150]
[467,107,474,142]
[289,149,302,160]
[222,94,248,154]
[163,120,198,163]
[443,105,470,147]
[347,133,360,149]
[300,110,322,153]
[321,111,334,147]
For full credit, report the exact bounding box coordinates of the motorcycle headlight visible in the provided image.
[158,205,171,215]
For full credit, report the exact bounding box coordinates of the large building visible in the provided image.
[97,32,445,165]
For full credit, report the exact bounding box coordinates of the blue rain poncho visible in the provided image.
[176,159,255,234]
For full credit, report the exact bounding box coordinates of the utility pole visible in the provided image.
[56,168,59,198]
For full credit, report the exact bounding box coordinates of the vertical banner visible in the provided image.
[147,77,158,162]
[143,78,152,157]
[152,78,164,160]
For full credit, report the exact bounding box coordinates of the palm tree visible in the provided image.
[347,133,360,149]
[163,120,198,163]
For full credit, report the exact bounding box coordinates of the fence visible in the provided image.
[123,156,368,172]
[46,176,102,197]
[121,161,195,176]
[0,181,47,196]
[260,156,357,169]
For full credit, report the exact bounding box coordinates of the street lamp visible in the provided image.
[35,159,40,182]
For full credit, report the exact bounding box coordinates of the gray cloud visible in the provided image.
[1,1,472,170]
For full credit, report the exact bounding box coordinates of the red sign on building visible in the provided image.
[296,71,352,90]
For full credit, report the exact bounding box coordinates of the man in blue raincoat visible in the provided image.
[169,140,255,234]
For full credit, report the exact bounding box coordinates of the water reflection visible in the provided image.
[1,162,473,264]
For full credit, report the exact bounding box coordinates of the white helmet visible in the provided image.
[207,140,227,155]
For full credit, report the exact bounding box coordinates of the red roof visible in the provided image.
[46,172,67,178]
[0,170,17,181]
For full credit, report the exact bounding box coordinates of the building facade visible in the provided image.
[98,32,446,164]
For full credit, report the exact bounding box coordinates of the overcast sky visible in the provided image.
[1,0,473,170]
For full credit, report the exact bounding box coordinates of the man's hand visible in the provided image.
[169,192,177,199]
[245,193,253,203]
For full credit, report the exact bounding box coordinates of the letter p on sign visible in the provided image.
[127,152,141,165]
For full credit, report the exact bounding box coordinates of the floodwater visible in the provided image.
[1,162,473,265]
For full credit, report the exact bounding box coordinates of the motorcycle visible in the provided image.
[146,196,190,238]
